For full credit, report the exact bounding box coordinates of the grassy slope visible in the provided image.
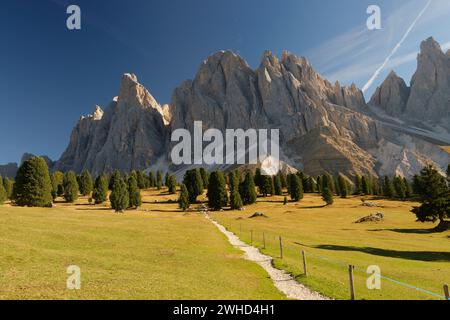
[0,190,284,300]
[211,195,450,300]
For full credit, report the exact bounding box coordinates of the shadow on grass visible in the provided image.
[368,228,438,234]
[312,244,450,262]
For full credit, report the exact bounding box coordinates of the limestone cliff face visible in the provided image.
[369,71,410,117]
[55,74,169,175]
[52,38,450,178]
[370,37,450,130]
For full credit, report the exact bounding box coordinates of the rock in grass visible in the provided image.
[355,212,384,223]
[249,212,268,219]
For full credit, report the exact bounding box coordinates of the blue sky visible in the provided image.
[1,0,450,164]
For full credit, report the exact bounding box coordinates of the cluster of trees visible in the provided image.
[4,156,449,229]
[178,168,257,211]
[2,156,180,213]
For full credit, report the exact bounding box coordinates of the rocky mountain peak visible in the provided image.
[369,70,409,117]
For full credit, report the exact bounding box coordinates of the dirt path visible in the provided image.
[206,215,329,300]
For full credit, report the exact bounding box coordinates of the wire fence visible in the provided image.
[213,217,449,301]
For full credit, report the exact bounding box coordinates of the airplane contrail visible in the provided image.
[362,0,433,93]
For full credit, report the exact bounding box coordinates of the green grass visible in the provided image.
[211,194,450,300]
[0,190,284,300]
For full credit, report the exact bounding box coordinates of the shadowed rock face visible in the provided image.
[370,37,450,130]
[55,74,169,176]
[52,39,450,178]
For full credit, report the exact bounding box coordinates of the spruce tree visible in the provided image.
[167,174,177,194]
[199,168,209,189]
[273,175,283,196]
[156,171,163,190]
[316,176,322,193]
[2,177,13,200]
[354,175,362,195]
[230,174,243,211]
[322,187,334,205]
[207,171,228,210]
[183,169,204,203]
[0,176,7,204]
[127,174,142,209]
[383,176,395,199]
[13,157,53,207]
[49,171,64,200]
[279,172,287,189]
[446,164,450,185]
[361,176,371,195]
[63,171,79,203]
[110,175,129,212]
[239,171,257,205]
[254,168,263,193]
[148,171,156,188]
[228,171,239,191]
[337,175,348,198]
[393,176,406,200]
[260,175,273,197]
[109,170,121,190]
[411,165,449,229]
[92,174,108,204]
[137,171,146,189]
[78,170,93,196]
[178,184,190,211]
[403,177,412,199]
[322,174,335,195]
[289,174,303,202]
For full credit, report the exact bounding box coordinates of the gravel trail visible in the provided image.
[206,215,329,300]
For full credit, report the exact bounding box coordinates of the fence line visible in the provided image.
[218,218,448,300]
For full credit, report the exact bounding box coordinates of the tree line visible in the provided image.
[1,156,448,229]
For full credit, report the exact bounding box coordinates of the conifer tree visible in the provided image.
[279,172,287,189]
[337,175,348,198]
[92,174,108,204]
[199,168,209,189]
[2,177,13,200]
[229,173,243,210]
[361,176,371,195]
[109,170,121,190]
[63,171,79,203]
[383,176,395,199]
[393,176,407,200]
[289,174,303,202]
[0,176,7,204]
[178,184,190,211]
[148,171,156,188]
[354,175,362,195]
[110,175,129,213]
[316,176,322,193]
[127,174,142,209]
[239,171,257,205]
[156,171,163,190]
[322,187,334,205]
[183,169,204,203]
[411,165,449,230]
[322,174,335,195]
[13,157,53,207]
[78,170,93,196]
[403,177,412,198]
[254,168,263,193]
[167,174,177,194]
[207,171,228,210]
[50,171,64,200]
[260,175,273,197]
[136,171,147,189]
[273,175,283,196]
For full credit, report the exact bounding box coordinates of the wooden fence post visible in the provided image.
[348,265,356,300]
[444,284,449,300]
[302,250,308,276]
[279,236,283,259]
[263,232,266,249]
